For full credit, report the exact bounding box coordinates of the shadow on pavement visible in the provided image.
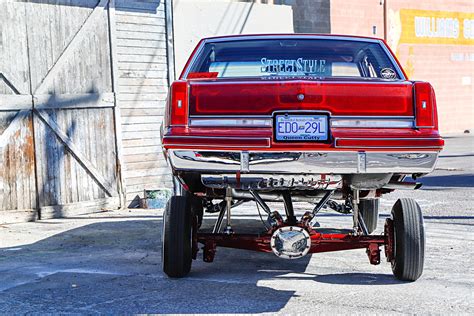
[439,154,474,158]
[0,219,292,313]
[313,273,403,285]
[417,174,474,188]
[423,215,474,220]
[0,217,410,313]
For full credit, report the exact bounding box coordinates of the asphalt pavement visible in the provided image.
[0,135,472,314]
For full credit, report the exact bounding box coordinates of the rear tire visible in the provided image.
[162,195,193,278]
[190,195,203,229]
[391,198,425,281]
[359,199,379,234]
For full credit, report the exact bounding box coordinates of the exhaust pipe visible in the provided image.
[231,189,343,202]
[383,181,422,190]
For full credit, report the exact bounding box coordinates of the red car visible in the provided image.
[161,34,444,281]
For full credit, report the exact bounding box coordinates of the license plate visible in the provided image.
[274,114,328,141]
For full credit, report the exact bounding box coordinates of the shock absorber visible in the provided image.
[352,189,360,234]
[223,186,233,235]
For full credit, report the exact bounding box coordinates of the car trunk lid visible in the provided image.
[188,79,414,117]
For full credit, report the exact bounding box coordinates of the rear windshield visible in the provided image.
[187,39,401,80]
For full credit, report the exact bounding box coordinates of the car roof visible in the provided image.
[202,33,383,43]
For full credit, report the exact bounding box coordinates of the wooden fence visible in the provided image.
[0,0,173,223]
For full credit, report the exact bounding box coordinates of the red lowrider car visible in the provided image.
[160,34,444,281]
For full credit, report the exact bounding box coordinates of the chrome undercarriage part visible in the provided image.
[205,187,374,260]
[231,189,344,202]
[352,189,360,233]
[223,187,233,235]
[308,190,334,227]
[201,173,421,192]
[169,150,439,174]
[270,226,311,259]
[202,173,342,190]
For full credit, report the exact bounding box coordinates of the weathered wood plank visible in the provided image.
[89,110,99,199]
[0,110,30,149]
[117,38,168,49]
[0,209,38,225]
[118,85,167,94]
[123,145,161,156]
[33,0,111,94]
[117,30,166,41]
[78,109,92,202]
[117,61,168,70]
[33,114,46,207]
[164,0,176,84]
[52,110,65,204]
[116,22,166,33]
[0,95,32,110]
[120,103,166,111]
[114,0,172,200]
[124,166,170,179]
[119,69,168,79]
[33,93,115,109]
[35,109,116,198]
[115,8,165,19]
[121,103,166,111]
[64,110,77,204]
[123,152,163,163]
[119,78,168,86]
[24,2,112,95]
[124,159,168,170]
[121,108,165,117]
[117,54,168,64]
[117,93,166,101]
[116,15,165,26]
[121,122,162,132]
[0,111,36,212]
[122,130,162,140]
[108,0,126,208]
[0,112,18,135]
[0,1,31,95]
[125,174,171,186]
[46,111,60,206]
[117,46,167,56]
[123,136,161,149]
[121,115,162,124]
[40,197,120,220]
[116,0,163,12]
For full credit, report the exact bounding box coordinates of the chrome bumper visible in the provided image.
[168,150,439,174]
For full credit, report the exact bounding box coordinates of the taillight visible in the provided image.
[414,82,438,129]
[170,81,188,126]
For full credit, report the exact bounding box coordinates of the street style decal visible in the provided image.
[380,68,397,79]
[261,58,327,74]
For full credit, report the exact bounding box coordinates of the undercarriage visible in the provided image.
[162,172,426,282]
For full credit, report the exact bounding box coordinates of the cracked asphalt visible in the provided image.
[0,135,473,314]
